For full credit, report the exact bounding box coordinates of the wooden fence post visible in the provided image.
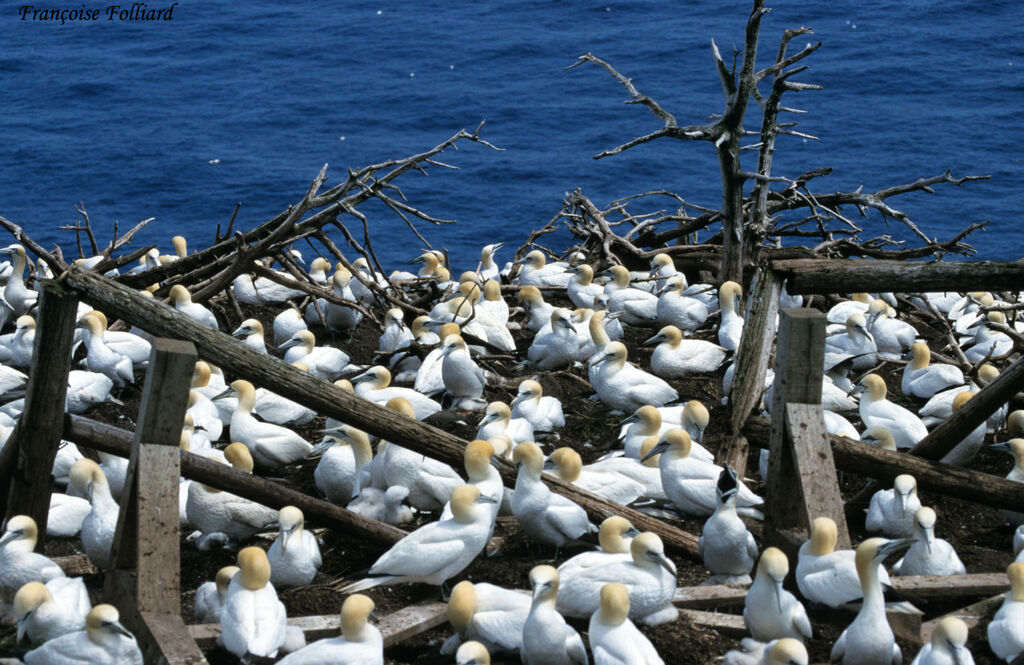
[103,337,206,665]
[765,308,850,555]
[0,281,78,544]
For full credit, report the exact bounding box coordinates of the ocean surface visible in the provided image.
[4,0,1023,272]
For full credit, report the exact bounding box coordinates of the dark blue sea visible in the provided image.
[5,0,1023,271]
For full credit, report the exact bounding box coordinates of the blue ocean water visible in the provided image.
[4,0,1023,271]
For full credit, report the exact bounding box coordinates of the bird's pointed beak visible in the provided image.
[278,337,301,351]
[105,620,133,638]
[991,442,1012,453]
[880,538,914,559]
[620,413,639,426]
[773,579,784,613]
[847,384,866,398]
[649,550,677,576]
[641,441,669,462]
[16,617,27,643]
[642,333,663,346]
[212,386,236,401]
[510,393,526,409]
[542,458,556,471]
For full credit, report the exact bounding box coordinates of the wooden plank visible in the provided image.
[773,259,1024,295]
[718,268,781,474]
[919,593,1005,644]
[188,602,448,650]
[0,281,79,544]
[766,309,849,552]
[138,611,208,665]
[60,266,702,560]
[673,584,747,609]
[53,554,97,576]
[678,609,746,637]
[784,403,850,547]
[743,416,1024,513]
[890,572,1009,599]
[107,338,197,616]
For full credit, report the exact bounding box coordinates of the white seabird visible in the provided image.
[521,565,588,665]
[588,582,664,665]
[267,506,322,589]
[744,547,812,642]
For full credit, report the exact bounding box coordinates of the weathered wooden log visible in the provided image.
[772,258,1024,295]
[718,267,780,474]
[744,417,1024,513]
[846,353,1024,511]
[64,414,407,545]
[60,266,702,558]
[0,281,79,544]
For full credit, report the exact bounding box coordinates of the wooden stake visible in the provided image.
[104,338,207,665]
[765,308,850,552]
[0,281,79,545]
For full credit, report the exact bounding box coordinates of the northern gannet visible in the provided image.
[83,311,151,366]
[826,293,871,324]
[220,547,287,658]
[893,507,965,577]
[656,276,710,331]
[455,641,492,665]
[517,285,557,333]
[352,365,442,419]
[22,604,142,665]
[440,334,487,410]
[276,593,383,664]
[557,516,639,580]
[588,582,664,665]
[825,314,877,371]
[76,313,134,387]
[587,438,665,500]
[68,459,118,570]
[567,264,604,309]
[963,311,1013,362]
[321,268,363,332]
[476,243,504,281]
[413,322,460,396]
[510,379,565,435]
[909,616,975,665]
[273,306,307,347]
[644,325,727,378]
[378,398,463,511]
[279,329,350,380]
[718,281,745,352]
[901,342,965,399]
[315,425,373,504]
[267,506,322,589]
[0,516,65,603]
[441,580,530,656]
[644,429,763,519]
[744,547,812,642]
[378,308,414,355]
[521,565,588,665]
[556,532,678,626]
[830,538,913,665]
[852,374,928,449]
[544,447,645,505]
[699,465,758,582]
[866,299,915,360]
[478,280,509,327]
[515,250,572,288]
[865,474,922,538]
[440,440,502,538]
[215,379,312,468]
[476,401,534,445]
[14,578,91,644]
[992,438,1024,525]
[528,308,581,370]
[46,492,90,538]
[169,284,218,330]
[723,638,808,665]
[600,265,657,325]
[0,244,37,315]
[511,441,596,552]
[341,484,496,593]
[591,342,677,412]
[185,443,279,549]
[231,318,268,354]
[346,485,416,526]
[796,517,892,608]
[619,405,673,459]
[252,364,317,426]
[988,562,1024,663]
[194,565,239,624]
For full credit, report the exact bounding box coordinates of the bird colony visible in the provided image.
[0,237,1022,665]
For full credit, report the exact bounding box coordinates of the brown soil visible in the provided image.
[16,292,1021,665]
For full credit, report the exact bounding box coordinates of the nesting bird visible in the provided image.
[699,465,758,583]
[215,379,312,468]
[13,578,91,644]
[0,516,66,603]
[510,379,565,436]
[220,546,288,659]
[853,374,928,449]
[909,616,975,665]
[743,547,811,642]
[588,582,664,665]
[194,565,239,624]
[865,474,922,538]
[22,604,142,665]
[267,506,322,588]
[511,441,596,553]
[441,580,530,657]
[796,517,892,608]
[341,484,496,593]
[276,593,383,665]
[68,458,118,570]
[521,565,588,665]
[590,341,678,412]
[893,507,965,576]
[987,561,1024,663]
